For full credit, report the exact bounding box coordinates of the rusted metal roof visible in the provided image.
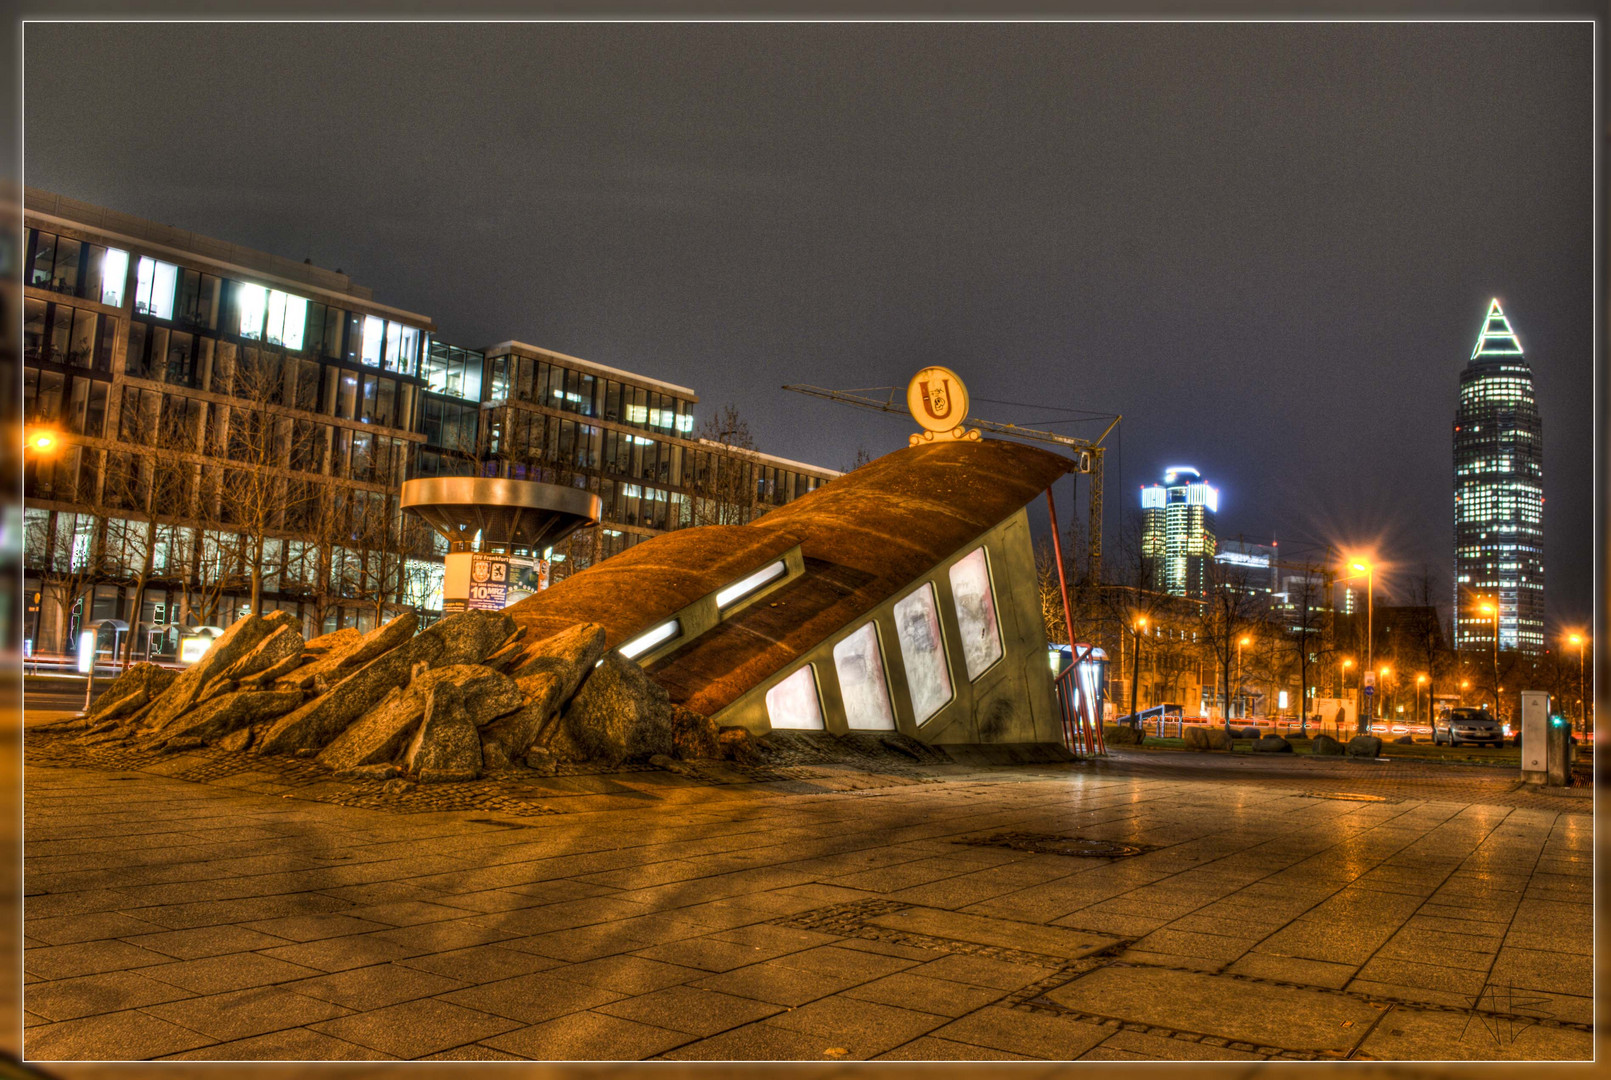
[505,439,1073,714]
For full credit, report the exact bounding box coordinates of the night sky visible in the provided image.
[22,21,1594,627]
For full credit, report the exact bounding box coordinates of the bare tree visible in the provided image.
[24,508,105,656]
[1197,558,1266,733]
[688,405,759,527]
[1284,566,1330,734]
[99,388,200,667]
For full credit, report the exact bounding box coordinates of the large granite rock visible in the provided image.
[139,612,297,735]
[481,624,608,758]
[669,704,721,760]
[1311,733,1344,756]
[314,663,519,771]
[72,663,178,728]
[1183,725,1233,751]
[561,650,673,767]
[1103,724,1144,747]
[404,682,481,782]
[198,624,305,702]
[280,615,415,692]
[154,689,306,747]
[1346,735,1384,759]
[258,610,515,755]
[1252,734,1294,753]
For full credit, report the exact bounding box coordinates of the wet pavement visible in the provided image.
[21,723,1595,1063]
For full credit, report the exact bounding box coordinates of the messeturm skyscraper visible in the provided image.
[1453,299,1544,654]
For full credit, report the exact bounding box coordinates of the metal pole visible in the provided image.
[1046,487,1103,754]
[1579,640,1586,733]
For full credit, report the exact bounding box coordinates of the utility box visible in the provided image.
[1547,713,1575,786]
[1519,691,1550,784]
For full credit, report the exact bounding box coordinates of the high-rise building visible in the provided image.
[1140,466,1218,598]
[1215,538,1278,600]
[1453,299,1544,654]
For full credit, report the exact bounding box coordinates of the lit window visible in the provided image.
[948,547,1003,680]
[134,257,178,319]
[99,248,129,307]
[237,283,269,339]
[716,560,786,608]
[766,666,825,730]
[894,583,952,724]
[362,316,384,366]
[834,623,896,731]
[619,619,679,660]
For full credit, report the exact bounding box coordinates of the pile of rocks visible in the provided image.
[43,609,743,783]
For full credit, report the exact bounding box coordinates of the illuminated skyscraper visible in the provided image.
[1140,466,1218,598]
[1453,299,1544,654]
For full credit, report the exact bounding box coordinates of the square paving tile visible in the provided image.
[439,970,626,1025]
[594,985,785,1036]
[27,1009,217,1061]
[25,970,195,1022]
[138,952,325,994]
[927,1005,1109,1060]
[143,985,351,1040]
[483,1009,695,1060]
[310,997,522,1059]
[283,962,468,1011]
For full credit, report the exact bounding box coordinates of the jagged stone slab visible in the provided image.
[336,611,420,674]
[140,612,297,734]
[156,689,306,746]
[561,649,674,767]
[482,624,607,758]
[257,609,513,755]
[61,663,178,729]
[279,617,413,691]
[315,663,523,772]
[198,624,306,703]
[405,682,481,781]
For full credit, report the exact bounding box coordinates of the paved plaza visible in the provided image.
[21,722,1595,1064]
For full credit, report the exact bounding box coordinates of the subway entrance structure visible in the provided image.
[503,435,1099,755]
[401,476,601,613]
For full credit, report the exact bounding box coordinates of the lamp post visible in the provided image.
[1568,633,1587,733]
[1480,601,1500,720]
[1340,560,1374,733]
[23,429,63,658]
[1416,674,1427,728]
[1130,616,1147,722]
[1237,636,1251,719]
[1379,666,1391,731]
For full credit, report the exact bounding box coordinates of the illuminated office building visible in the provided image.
[1453,299,1544,654]
[1140,466,1218,598]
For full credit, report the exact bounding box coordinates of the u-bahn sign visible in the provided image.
[907,366,981,445]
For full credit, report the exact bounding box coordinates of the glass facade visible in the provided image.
[1453,300,1545,654]
[1140,466,1219,598]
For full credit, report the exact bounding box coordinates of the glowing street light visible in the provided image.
[1341,558,1375,735]
[1479,600,1500,716]
[1416,673,1427,726]
[25,428,60,454]
[1237,635,1253,720]
[1567,633,1588,733]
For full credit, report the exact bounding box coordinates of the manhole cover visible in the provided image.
[1302,791,1395,803]
[957,832,1154,858]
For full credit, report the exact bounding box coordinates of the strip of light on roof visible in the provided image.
[715,560,787,609]
[620,619,680,660]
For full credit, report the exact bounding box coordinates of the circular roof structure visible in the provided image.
[401,477,602,553]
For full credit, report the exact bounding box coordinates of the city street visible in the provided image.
[23,707,1592,1063]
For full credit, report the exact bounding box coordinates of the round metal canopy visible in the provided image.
[400,476,602,554]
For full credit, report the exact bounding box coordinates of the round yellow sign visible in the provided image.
[906,366,969,434]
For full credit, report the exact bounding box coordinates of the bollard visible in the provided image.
[1546,714,1573,787]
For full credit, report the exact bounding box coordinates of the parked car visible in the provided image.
[1433,707,1505,748]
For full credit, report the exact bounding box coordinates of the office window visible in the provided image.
[834,622,897,731]
[765,666,825,730]
[82,245,129,308]
[237,282,269,339]
[265,289,308,350]
[894,583,952,724]
[134,257,178,319]
[362,316,384,366]
[949,547,1003,680]
[23,299,46,363]
[29,230,58,288]
[322,306,344,358]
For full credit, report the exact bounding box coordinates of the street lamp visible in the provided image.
[1416,674,1427,727]
[1378,666,1390,728]
[1130,616,1147,721]
[1237,636,1252,720]
[1342,559,1375,734]
[1479,601,1500,720]
[1567,633,1587,734]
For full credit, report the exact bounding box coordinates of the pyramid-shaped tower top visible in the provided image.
[1470,298,1524,360]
